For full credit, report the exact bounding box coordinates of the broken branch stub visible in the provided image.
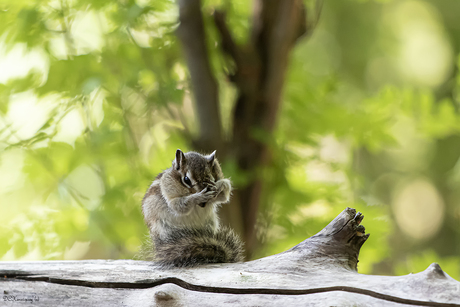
[293,207,369,271]
[250,207,369,274]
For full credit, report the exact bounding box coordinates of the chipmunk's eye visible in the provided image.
[183,176,192,187]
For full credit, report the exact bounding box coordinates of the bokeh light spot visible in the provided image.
[392,178,444,240]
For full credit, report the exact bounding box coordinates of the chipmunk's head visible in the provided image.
[172,149,217,194]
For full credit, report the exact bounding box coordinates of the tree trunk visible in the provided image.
[176,0,313,257]
[2,208,459,306]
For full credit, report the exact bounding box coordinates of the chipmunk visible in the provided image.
[142,149,244,267]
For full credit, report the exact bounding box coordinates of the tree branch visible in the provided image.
[229,0,310,256]
[213,10,240,65]
[261,0,306,132]
[176,0,223,152]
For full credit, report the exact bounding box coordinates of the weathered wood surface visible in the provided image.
[2,208,459,306]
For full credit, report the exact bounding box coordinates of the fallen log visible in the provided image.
[2,208,459,306]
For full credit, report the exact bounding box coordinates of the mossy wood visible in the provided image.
[2,208,459,306]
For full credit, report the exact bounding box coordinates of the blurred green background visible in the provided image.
[0,0,459,280]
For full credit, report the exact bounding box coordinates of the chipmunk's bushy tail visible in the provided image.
[152,226,245,268]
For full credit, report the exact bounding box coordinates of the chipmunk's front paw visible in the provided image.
[195,187,217,207]
[214,179,231,203]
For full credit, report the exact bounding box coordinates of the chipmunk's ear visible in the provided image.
[207,150,216,165]
[175,149,186,170]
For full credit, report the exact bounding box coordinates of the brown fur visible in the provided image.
[141,150,244,267]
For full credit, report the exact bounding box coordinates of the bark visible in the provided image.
[2,208,459,306]
[176,0,224,153]
[176,0,313,257]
